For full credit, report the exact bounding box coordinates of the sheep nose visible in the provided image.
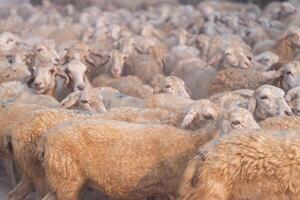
[112,68,120,73]
[34,81,41,87]
[285,110,293,116]
[77,84,85,91]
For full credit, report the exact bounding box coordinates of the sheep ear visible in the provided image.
[181,108,198,128]
[207,54,221,66]
[56,68,70,87]
[248,96,257,113]
[184,86,192,98]
[60,92,81,108]
[4,135,13,153]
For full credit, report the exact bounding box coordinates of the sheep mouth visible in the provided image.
[111,72,121,78]
[34,87,46,93]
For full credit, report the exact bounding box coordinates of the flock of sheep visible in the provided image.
[1,0,300,199]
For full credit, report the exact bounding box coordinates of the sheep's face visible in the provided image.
[63,60,89,91]
[282,61,300,91]
[181,99,219,129]
[0,32,18,53]
[110,50,127,78]
[61,90,106,113]
[2,63,31,82]
[279,2,297,18]
[221,107,260,134]
[78,91,106,113]
[32,64,57,94]
[255,52,279,70]
[162,76,190,99]
[222,47,252,69]
[249,85,293,121]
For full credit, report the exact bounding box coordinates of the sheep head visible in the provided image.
[220,107,260,135]
[181,99,219,129]
[61,89,106,113]
[62,59,90,92]
[282,60,300,91]
[254,52,279,71]
[109,49,128,78]
[31,62,60,95]
[278,2,297,19]
[221,46,252,69]
[248,85,293,121]
[26,41,59,68]
[0,32,19,54]
[151,75,190,99]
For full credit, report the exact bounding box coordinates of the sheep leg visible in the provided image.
[5,176,33,200]
[34,176,50,199]
[51,179,84,200]
[41,192,57,200]
[4,160,17,187]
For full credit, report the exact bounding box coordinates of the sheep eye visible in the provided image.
[6,39,13,44]
[247,56,252,61]
[231,120,241,126]
[37,48,43,52]
[165,85,172,89]
[80,99,89,104]
[203,114,213,120]
[260,95,268,100]
[50,69,55,74]
[65,68,71,74]
[286,71,293,76]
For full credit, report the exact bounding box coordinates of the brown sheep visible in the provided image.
[207,68,281,96]
[37,111,258,200]
[92,74,153,99]
[150,74,190,99]
[5,109,89,200]
[259,116,300,130]
[271,26,300,62]
[4,99,219,200]
[179,129,300,200]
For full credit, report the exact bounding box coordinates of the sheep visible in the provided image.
[271,26,300,62]
[0,62,31,84]
[2,99,223,200]
[0,32,20,54]
[92,74,153,99]
[31,56,92,101]
[60,89,107,113]
[279,60,300,91]
[248,85,293,121]
[165,45,200,75]
[4,108,91,200]
[150,74,190,99]
[172,64,217,100]
[60,42,111,80]
[123,50,165,84]
[37,106,260,200]
[0,100,47,189]
[0,81,60,108]
[259,116,300,130]
[209,89,254,111]
[61,87,145,111]
[179,129,300,200]
[207,68,282,96]
[253,51,279,72]
[144,94,194,113]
